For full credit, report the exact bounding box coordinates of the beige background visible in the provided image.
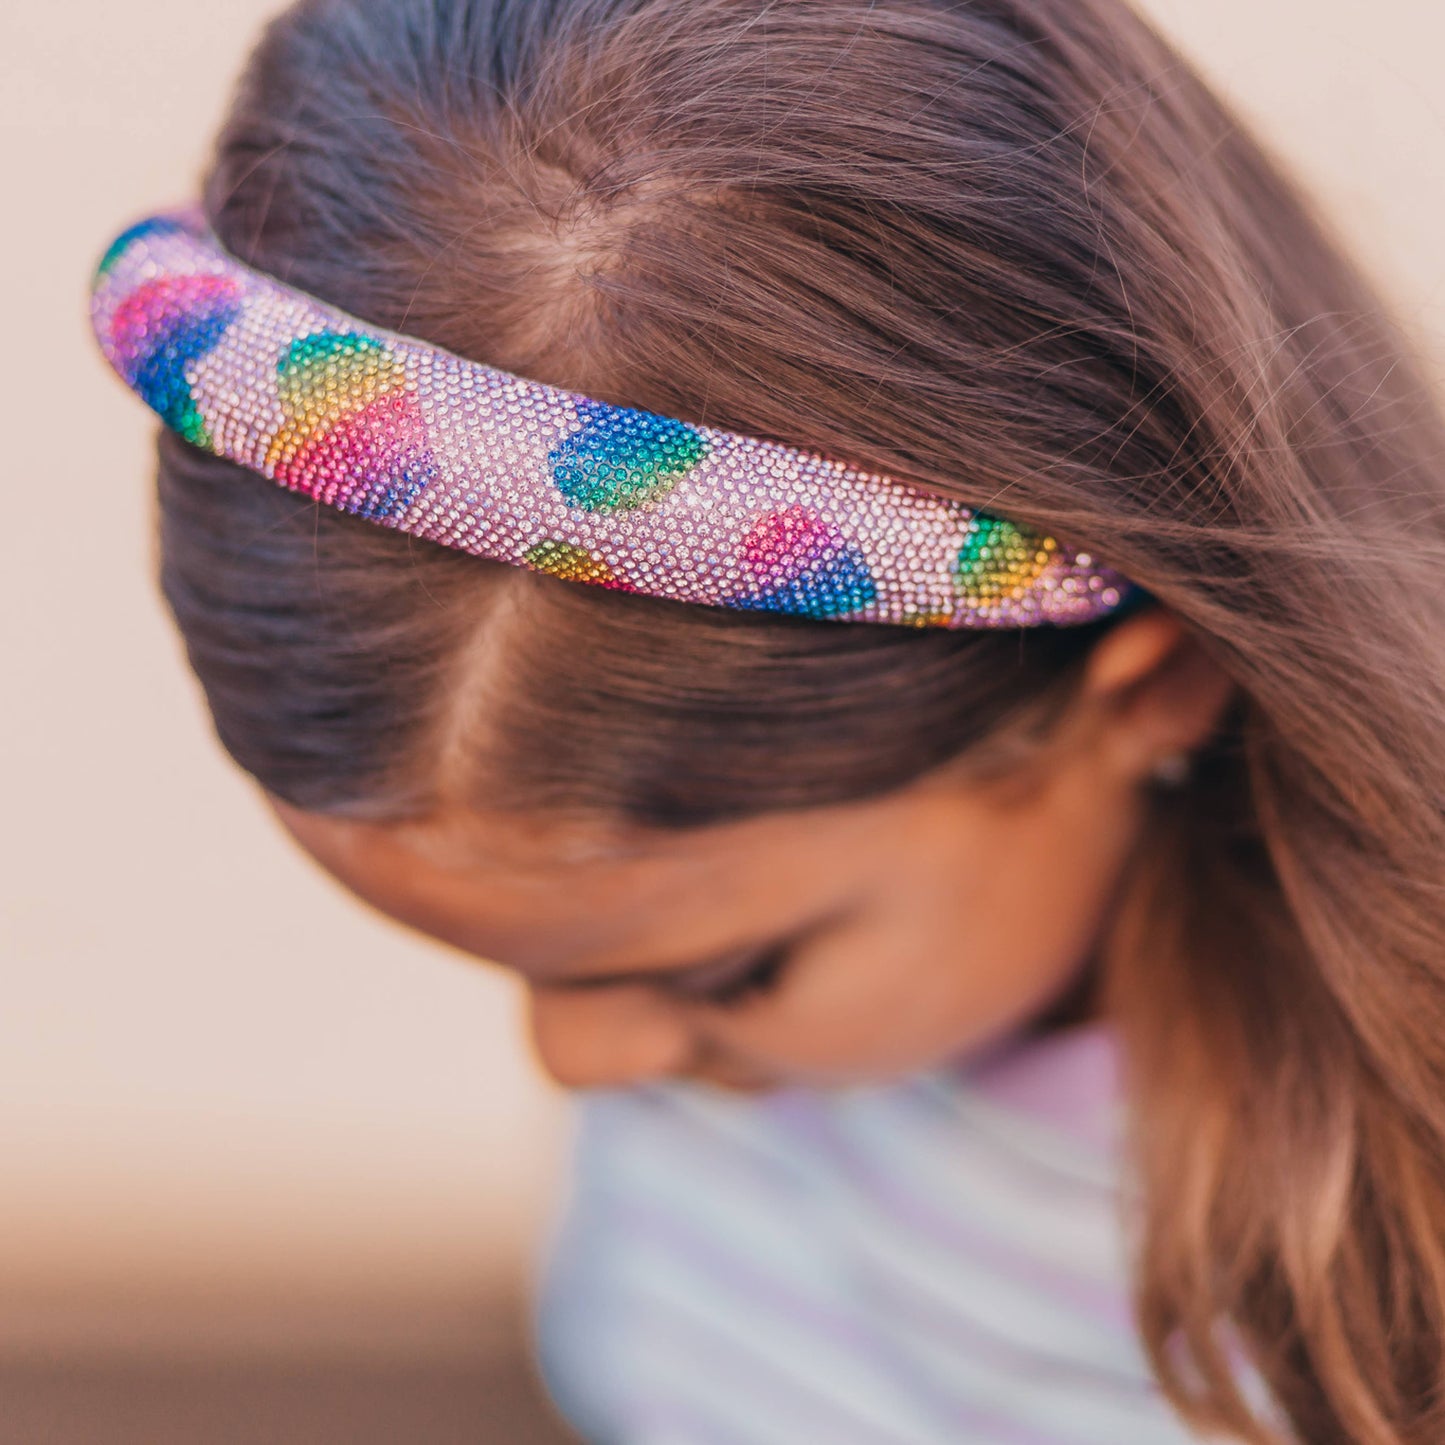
[2,0,1443,1403]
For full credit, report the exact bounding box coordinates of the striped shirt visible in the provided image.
[533,1022,1266,1444]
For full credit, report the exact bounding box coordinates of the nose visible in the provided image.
[526,982,698,1090]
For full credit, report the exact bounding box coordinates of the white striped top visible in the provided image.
[533,1021,1270,1444]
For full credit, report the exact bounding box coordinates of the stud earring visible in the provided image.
[1149,752,1193,788]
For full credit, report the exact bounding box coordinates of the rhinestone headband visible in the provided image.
[90,207,1133,628]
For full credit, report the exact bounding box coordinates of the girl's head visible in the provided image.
[148,0,1445,1439]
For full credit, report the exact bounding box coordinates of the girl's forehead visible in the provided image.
[269,792,887,976]
[393,789,926,879]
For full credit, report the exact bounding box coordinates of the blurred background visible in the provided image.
[3,1,1442,1441]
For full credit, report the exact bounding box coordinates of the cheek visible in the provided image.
[953,789,1143,978]
[709,814,1137,1080]
[708,928,1057,1081]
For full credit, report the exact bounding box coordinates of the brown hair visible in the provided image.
[156,0,1445,1438]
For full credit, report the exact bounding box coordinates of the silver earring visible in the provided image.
[1149,752,1193,788]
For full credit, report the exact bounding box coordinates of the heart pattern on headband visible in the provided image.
[108,273,244,448]
[548,400,711,511]
[268,331,438,521]
[90,207,1135,630]
[523,538,641,592]
[728,505,879,617]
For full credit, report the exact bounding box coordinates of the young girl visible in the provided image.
[89,0,1445,1441]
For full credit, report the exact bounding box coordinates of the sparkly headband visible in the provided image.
[89,207,1133,628]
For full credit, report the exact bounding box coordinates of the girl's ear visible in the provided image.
[1080,608,1237,782]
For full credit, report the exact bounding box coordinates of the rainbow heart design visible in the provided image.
[548,400,710,511]
[96,215,189,280]
[951,515,1058,604]
[727,505,878,618]
[105,272,245,448]
[265,331,437,521]
[522,539,640,592]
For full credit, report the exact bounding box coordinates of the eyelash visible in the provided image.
[693,945,793,1009]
